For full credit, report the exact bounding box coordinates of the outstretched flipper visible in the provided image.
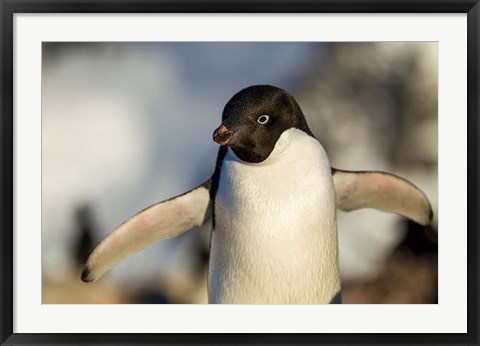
[332,169,433,225]
[81,181,212,282]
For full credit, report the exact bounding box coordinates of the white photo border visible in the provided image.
[14,13,467,333]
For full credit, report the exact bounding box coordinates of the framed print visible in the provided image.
[1,1,479,345]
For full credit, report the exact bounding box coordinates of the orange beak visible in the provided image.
[213,124,234,145]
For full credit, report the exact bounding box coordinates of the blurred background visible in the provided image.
[42,42,438,304]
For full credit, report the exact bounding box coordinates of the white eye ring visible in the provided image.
[257,115,270,124]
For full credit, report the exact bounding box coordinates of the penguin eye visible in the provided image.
[257,115,270,125]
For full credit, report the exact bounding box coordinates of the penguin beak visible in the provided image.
[213,124,234,145]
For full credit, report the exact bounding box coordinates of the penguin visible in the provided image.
[81,85,433,304]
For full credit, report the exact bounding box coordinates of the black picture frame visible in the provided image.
[1,1,479,345]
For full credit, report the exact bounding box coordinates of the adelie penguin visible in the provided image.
[81,85,433,304]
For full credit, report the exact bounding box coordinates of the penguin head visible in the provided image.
[213,85,313,163]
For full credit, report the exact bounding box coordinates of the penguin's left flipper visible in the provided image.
[332,169,433,226]
[81,181,212,283]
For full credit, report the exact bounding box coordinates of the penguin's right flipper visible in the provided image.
[81,180,212,283]
[332,169,433,225]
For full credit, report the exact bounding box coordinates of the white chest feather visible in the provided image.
[209,128,340,304]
